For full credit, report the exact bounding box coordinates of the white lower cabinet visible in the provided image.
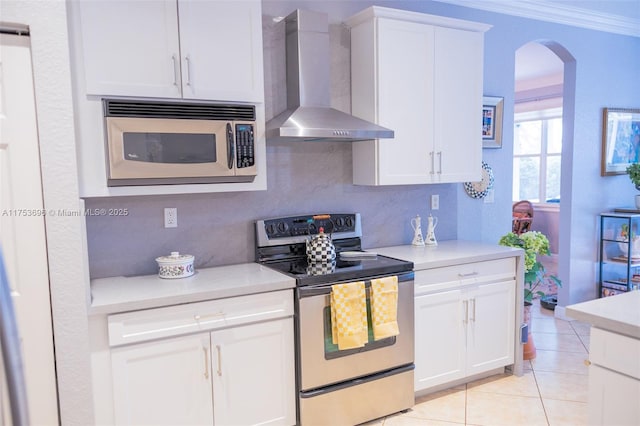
[586,327,640,425]
[211,319,295,426]
[111,333,215,425]
[588,365,640,426]
[108,290,295,425]
[466,281,516,375]
[414,259,516,392]
[415,288,466,389]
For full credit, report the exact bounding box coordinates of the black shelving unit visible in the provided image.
[599,211,640,297]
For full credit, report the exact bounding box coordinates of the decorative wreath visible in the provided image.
[464,161,495,199]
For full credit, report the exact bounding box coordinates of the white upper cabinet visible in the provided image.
[433,26,484,183]
[68,0,267,196]
[76,1,181,99]
[347,7,491,185]
[178,1,264,102]
[73,0,264,103]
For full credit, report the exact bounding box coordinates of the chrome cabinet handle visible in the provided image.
[203,347,209,379]
[216,345,222,376]
[463,300,468,324]
[171,55,178,86]
[430,152,435,175]
[437,151,442,174]
[185,55,192,86]
[470,298,476,322]
[458,272,479,278]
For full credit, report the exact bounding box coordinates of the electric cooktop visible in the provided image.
[255,213,413,286]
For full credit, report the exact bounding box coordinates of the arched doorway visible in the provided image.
[513,40,577,313]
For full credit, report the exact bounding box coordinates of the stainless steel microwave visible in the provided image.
[103,99,257,186]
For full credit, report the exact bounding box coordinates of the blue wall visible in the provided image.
[86,0,640,306]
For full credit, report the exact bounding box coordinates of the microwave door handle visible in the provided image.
[226,123,234,170]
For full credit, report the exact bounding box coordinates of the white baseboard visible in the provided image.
[554,305,573,321]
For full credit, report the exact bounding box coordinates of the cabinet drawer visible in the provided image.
[590,327,640,379]
[108,290,293,347]
[415,258,516,295]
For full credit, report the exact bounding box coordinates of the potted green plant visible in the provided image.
[498,230,562,360]
[626,162,640,209]
[499,231,562,303]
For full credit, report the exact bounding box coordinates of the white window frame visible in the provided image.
[513,107,562,208]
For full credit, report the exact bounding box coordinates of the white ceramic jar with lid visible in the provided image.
[155,252,195,279]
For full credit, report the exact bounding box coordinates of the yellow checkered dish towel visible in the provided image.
[370,276,399,340]
[330,281,368,350]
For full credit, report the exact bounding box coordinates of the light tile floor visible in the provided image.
[365,300,591,425]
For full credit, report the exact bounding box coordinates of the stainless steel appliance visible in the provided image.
[103,99,257,186]
[256,213,414,425]
[265,10,394,142]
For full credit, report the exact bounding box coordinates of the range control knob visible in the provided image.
[266,223,277,236]
[345,216,354,229]
[277,222,289,233]
[335,217,345,228]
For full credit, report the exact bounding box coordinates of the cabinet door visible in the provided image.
[111,333,214,425]
[433,27,483,183]
[178,0,265,102]
[414,289,465,391]
[211,318,295,426]
[352,17,484,186]
[466,280,516,375]
[588,364,640,425]
[75,0,182,98]
[375,18,435,185]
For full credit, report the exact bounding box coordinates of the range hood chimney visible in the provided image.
[266,9,394,142]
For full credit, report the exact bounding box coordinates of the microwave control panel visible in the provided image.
[235,124,255,169]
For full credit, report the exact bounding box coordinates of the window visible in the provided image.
[513,108,562,204]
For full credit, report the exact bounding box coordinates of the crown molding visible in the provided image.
[433,0,640,37]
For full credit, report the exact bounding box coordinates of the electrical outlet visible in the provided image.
[483,189,495,204]
[164,208,177,228]
[431,194,440,210]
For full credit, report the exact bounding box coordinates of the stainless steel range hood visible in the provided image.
[266,9,394,142]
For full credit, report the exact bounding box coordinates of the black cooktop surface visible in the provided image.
[255,213,413,286]
[263,253,413,286]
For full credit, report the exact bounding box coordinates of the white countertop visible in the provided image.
[373,240,523,270]
[90,262,296,315]
[90,241,523,316]
[566,290,640,339]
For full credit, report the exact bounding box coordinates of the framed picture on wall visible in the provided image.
[482,96,504,149]
[601,107,640,176]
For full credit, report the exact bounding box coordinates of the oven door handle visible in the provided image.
[297,271,414,298]
[298,284,333,298]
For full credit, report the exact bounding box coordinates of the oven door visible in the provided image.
[297,272,414,391]
[106,116,255,186]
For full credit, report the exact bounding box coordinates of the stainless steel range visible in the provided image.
[256,213,415,425]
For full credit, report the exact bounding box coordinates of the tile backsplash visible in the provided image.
[84,15,458,279]
[85,142,456,278]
